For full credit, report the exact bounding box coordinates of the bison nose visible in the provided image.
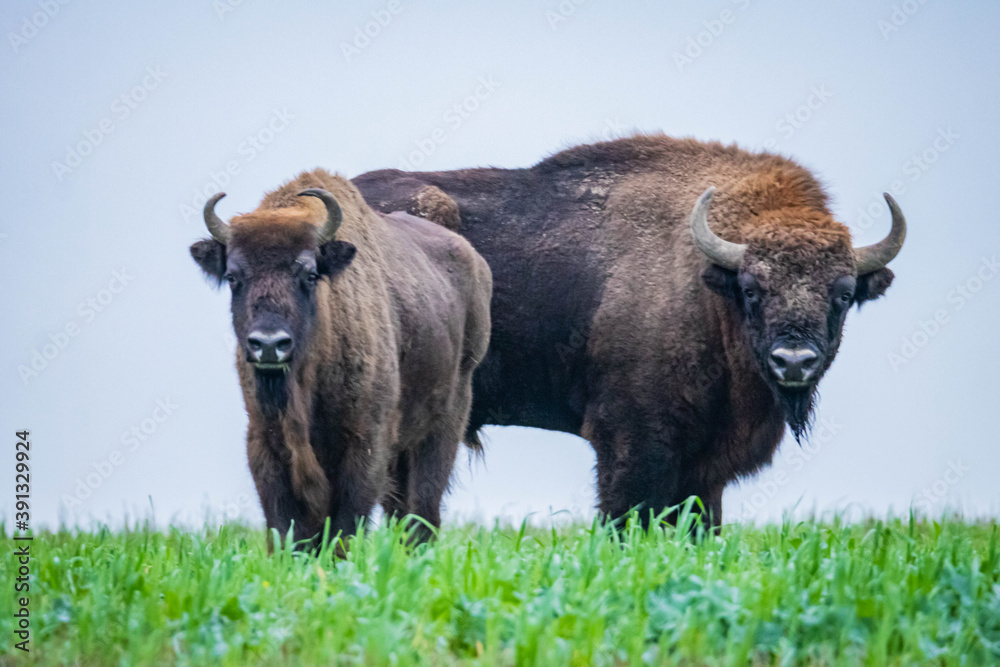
[247,330,293,365]
[768,345,820,385]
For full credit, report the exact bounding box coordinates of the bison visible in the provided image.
[190,169,492,546]
[354,134,906,526]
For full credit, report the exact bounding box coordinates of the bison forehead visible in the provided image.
[742,210,855,282]
[745,252,851,330]
[229,215,320,258]
[762,278,830,325]
[747,249,853,299]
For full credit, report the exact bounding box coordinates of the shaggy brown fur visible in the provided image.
[364,183,463,232]
[191,169,492,547]
[354,134,899,526]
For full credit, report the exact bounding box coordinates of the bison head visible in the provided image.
[691,187,905,439]
[190,189,356,412]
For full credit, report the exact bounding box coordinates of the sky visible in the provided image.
[1,0,998,530]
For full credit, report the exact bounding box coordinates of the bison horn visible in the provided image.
[203,192,231,245]
[298,188,343,243]
[690,186,746,270]
[854,193,906,274]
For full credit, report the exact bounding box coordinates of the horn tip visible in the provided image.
[696,186,717,207]
[882,193,906,226]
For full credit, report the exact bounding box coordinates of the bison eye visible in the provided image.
[225,273,238,287]
[743,287,756,300]
[306,272,319,284]
[840,292,853,303]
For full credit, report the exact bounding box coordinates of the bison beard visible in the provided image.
[254,369,289,416]
[776,387,817,443]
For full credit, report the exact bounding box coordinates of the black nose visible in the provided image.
[247,330,293,365]
[768,345,820,385]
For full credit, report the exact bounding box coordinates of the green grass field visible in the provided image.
[2,510,999,665]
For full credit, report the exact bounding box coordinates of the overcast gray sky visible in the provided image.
[2,0,997,530]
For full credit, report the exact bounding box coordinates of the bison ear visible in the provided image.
[702,264,738,299]
[190,239,226,285]
[854,267,894,308]
[317,240,357,278]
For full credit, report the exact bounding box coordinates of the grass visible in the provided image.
[2,508,999,665]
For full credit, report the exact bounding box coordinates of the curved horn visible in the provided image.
[298,188,343,243]
[854,193,906,274]
[203,192,231,244]
[690,186,746,270]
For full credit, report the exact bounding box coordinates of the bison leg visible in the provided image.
[591,420,713,529]
[655,482,724,532]
[405,429,461,544]
[588,409,728,531]
[696,485,724,529]
[595,447,683,528]
[380,451,410,521]
[596,446,724,531]
[247,436,321,551]
[325,446,382,551]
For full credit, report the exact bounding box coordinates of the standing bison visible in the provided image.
[190,169,492,546]
[354,134,906,525]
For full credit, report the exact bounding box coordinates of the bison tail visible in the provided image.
[463,429,485,457]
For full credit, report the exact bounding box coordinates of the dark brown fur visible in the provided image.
[354,134,897,526]
[191,169,492,547]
